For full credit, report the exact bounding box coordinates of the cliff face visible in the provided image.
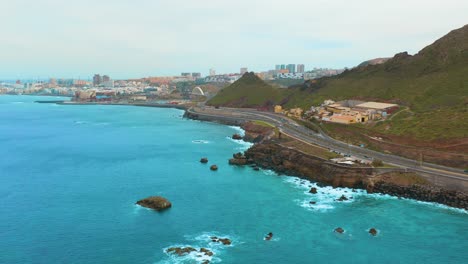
[244,142,468,210]
[241,121,275,143]
[244,142,372,188]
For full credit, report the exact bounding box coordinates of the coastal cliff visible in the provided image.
[183,109,468,210]
[243,142,468,210]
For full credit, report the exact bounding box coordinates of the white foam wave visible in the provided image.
[74,121,87,125]
[11,101,24,104]
[160,244,218,264]
[229,126,245,136]
[282,176,468,214]
[192,140,210,144]
[283,176,366,212]
[408,199,468,214]
[158,232,238,264]
[226,136,253,151]
[262,170,277,176]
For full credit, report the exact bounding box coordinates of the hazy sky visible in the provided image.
[1,0,467,79]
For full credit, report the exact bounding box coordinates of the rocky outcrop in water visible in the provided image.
[210,165,218,171]
[232,133,243,140]
[166,247,197,256]
[166,247,214,260]
[337,195,349,201]
[229,152,248,165]
[136,196,172,211]
[210,236,231,245]
[334,227,344,234]
[200,157,208,163]
[369,228,378,236]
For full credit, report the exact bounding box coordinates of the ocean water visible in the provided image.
[0,95,467,264]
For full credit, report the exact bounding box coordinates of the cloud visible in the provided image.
[0,0,466,79]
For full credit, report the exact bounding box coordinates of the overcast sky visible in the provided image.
[1,0,467,79]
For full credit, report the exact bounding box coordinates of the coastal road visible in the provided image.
[188,106,468,183]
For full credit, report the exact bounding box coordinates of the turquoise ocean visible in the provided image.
[0,95,467,264]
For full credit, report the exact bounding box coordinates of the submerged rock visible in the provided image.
[334,227,345,234]
[309,201,316,204]
[309,187,318,194]
[136,196,171,211]
[369,228,378,236]
[210,165,218,171]
[200,157,208,163]
[337,195,349,201]
[210,236,231,245]
[200,247,214,256]
[229,158,247,165]
[166,247,197,256]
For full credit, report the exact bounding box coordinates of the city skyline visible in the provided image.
[1,0,467,79]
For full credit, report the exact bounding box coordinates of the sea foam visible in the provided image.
[283,176,366,212]
[158,232,238,264]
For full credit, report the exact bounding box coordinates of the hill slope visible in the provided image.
[286,24,468,112]
[207,72,284,108]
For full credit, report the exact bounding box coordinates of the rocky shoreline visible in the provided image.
[188,109,468,210]
[242,142,468,210]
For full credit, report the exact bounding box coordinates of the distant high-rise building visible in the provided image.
[209,68,216,76]
[275,65,281,70]
[286,64,296,74]
[102,75,110,82]
[280,64,286,70]
[240,67,248,75]
[93,74,102,86]
[192,72,201,78]
[297,64,305,73]
[181,72,191,77]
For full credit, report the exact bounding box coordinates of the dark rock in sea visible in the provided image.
[334,227,345,234]
[200,157,208,163]
[202,261,210,264]
[309,201,316,204]
[232,133,243,140]
[369,228,378,236]
[136,196,171,211]
[210,236,231,245]
[253,167,260,171]
[229,158,247,165]
[309,187,318,194]
[233,152,244,159]
[200,248,214,256]
[218,238,231,245]
[210,165,218,171]
[166,247,197,256]
[265,232,273,241]
[337,195,349,201]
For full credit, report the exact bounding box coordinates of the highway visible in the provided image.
[188,106,468,182]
